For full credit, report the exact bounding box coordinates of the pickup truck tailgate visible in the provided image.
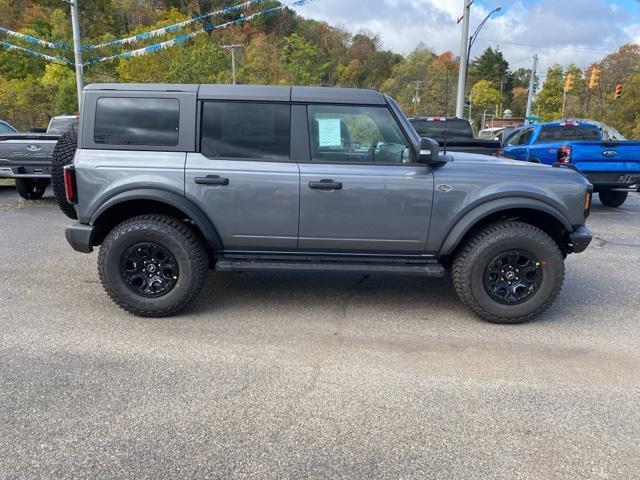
[0,134,59,178]
[570,141,640,172]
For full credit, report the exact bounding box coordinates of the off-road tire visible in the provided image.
[51,126,78,219]
[599,190,628,208]
[452,221,565,324]
[15,178,47,200]
[98,215,208,317]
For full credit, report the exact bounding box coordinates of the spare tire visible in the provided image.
[51,126,78,219]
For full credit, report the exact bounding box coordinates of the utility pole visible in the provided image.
[69,0,84,109]
[223,44,243,85]
[525,54,538,120]
[411,80,423,116]
[455,0,471,119]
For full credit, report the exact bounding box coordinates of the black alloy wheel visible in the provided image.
[120,242,179,298]
[483,249,542,305]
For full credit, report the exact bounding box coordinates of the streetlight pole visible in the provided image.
[69,0,84,109]
[525,54,538,119]
[456,3,502,119]
[223,44,243,85]
[455,0,471,119]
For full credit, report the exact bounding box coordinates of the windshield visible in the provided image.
[47,117,77,135]
[410,119,474,140]
[537,125,601,142]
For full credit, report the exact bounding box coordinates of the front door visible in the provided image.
[298,104,433,252]
[185,101,299,250]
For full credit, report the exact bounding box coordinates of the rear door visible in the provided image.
[298,103,433,252]
[185,101,300,250]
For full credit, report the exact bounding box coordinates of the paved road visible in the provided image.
[1,186,639,479]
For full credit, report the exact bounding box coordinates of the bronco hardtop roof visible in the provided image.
[84,83,387,105]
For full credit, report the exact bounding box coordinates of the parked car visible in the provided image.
[0,120,18,134]
[0,114,79,199]
[62,83,592,324]
[479,126,519,143]
[409,117,501,155]
[502,120,640,207]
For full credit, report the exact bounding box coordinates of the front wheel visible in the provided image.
[452,221,565,324]
[15,178,47,200]
[98,215,209,317]
[599,190,627,208]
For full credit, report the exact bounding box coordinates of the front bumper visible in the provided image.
[65,222,95,253]
[569,225,593,253]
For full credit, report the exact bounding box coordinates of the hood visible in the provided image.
[448,151,544,168]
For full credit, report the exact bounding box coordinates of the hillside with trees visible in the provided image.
[0,0,638,137]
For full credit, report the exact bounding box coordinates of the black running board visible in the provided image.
[215,257,446,277]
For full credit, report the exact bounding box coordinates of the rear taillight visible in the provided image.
[557,146,572,164]
[63,165,77,204]
[495,147,504,157]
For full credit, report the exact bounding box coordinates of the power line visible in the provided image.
[476,38,615,55]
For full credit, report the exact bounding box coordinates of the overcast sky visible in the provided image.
[296,0,640,76]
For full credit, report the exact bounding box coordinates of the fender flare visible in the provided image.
[439,197,573,255]
[90,188,223,250]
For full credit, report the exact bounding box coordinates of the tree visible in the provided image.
[470,80,501,116]
[41,63,77,113]
[282,33,327,85]
[468,47,512,109]
[534,65,564,120]
[379,46,436,114]
[511,86,529,117]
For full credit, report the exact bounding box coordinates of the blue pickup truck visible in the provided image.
[502,120,640,207]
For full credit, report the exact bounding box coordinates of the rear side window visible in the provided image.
[94,97,179,146]
[517,129,533,145]
[200,102,290,161]
[537,125,601,143]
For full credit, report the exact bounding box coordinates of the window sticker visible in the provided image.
[317,118,342,147]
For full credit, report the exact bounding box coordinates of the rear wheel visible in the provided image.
[98,214,209,317]
[15,178,47,200]
[51,126,78,219]
[599,190,627,208]
[452,221,565,324]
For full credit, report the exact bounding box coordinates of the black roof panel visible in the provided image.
[84,83,387,105]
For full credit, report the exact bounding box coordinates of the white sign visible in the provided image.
[317,118,342,147]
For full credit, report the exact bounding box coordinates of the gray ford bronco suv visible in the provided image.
[62,83,593,323]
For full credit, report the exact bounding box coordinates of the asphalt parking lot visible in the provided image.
[1,186,639,479]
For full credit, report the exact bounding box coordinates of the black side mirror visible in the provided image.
[29,127,47,133]
[418,137,441,165]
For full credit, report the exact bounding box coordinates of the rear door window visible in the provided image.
[200,102,290,161]
[537,125,601,143]
[516,129,534,145]
[94,97,179,146]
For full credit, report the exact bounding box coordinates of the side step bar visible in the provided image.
[215,257,446,277]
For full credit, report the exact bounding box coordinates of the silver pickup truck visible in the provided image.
[0,115,78,199]
[61,83,593,324]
